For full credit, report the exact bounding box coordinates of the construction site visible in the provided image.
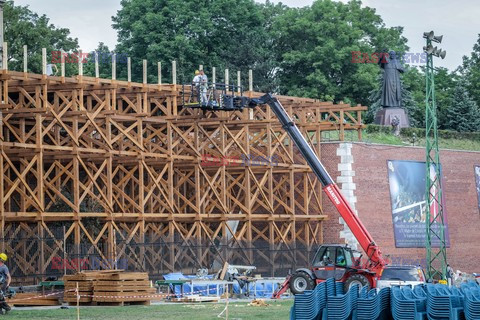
[0,0,480,319]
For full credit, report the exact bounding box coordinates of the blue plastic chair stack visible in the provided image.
[336,281,345,295]
[326,278,336,297]
[426,284,464,320]
[378,287,391,320]
[462,284,480,320]
[354,287,381,320]
[290,281,327,320]
[324,284,358,320]
[391,286,427,320]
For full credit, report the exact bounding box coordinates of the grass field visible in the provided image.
[322,129,480,151]
[6,300,294,320]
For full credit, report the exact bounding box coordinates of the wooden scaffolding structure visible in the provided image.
[0,69,366,284]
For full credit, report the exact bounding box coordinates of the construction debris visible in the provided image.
[248,299,269,307]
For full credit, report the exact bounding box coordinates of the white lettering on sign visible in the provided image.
[326,186,341,205]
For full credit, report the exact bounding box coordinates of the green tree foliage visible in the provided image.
[273,0,408,105]
[112,0,284,90]
[461,34,480,109]
[83,42,114,79]
[445,79,480,132]
[3,1,78,74]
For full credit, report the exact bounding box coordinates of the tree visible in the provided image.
[273,0,408,106]
[3,1,79,74]
[112,0,282,90]
[83,42,114,79]
[445,79,480,132]
[460,34,480,109]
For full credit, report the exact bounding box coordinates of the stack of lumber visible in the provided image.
[64,270,121,304]
[63,270,154,306]
[93,272,154,305]
[8,292,61,306]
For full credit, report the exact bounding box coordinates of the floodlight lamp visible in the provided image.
[423,31,434,40]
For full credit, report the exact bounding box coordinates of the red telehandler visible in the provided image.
[247,94,387,297]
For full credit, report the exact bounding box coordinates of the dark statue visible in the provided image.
[375,50,410,130]
[380,51,404,107]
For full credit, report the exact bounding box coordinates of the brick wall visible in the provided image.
[320,142,480,273]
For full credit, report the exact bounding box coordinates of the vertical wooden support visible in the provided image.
[61,49,65,80]
[339,109,345,141]
[248,69,253,91]
[2,42,7,71]
[212,67,216,87]
[225,69,229,91]
[127,57,131,82]
[172,60,177,84]
[237,71,241,93]
[42,48,46,75]
[199,64,203,71]
[158,62,162,85]
[143,59,147,84]
[112,53,117,80]
[95,51,99,78]
[23,45,28,73]
[78,50,83,76]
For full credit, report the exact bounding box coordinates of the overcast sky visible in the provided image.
[14,0,480,71]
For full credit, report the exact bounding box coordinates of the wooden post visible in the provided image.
[237,71,241,93]
[199,64,203,71]
[248,69,253,91]
[172,60,177,84]
[2,42,7,71]
[212,67,216,87]
[143,59,147,84]
[78,50,83,76]
[158,62,162,85]
[112,53,116,80]
[63,225,66,276]
[225,69,229,92]
[23,45,28,73]
[127,57,131,82]
[61,49,65,79]
[42,48,46,75]
[76,282,80,320]
[95,51,99,78]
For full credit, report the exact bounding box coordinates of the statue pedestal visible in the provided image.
[374,108,410,128]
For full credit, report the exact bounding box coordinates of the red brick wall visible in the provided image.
[321,142,480,273]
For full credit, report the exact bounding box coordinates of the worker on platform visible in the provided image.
[192,70,201,103]
[46,63,58,76]
[199,69,208,106]
[0,253,11,314]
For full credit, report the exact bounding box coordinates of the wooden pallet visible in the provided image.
[8,292,61,306]
[170,295,220,303]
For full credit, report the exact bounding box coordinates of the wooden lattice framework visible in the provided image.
[0,70,366,284]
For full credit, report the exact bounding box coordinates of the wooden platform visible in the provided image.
[170,295,219,303]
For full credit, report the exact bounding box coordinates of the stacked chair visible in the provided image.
[391,285,427,320]
[461,281,480,320]
[426,284,464,320]
[354,286,391,320]
[290,281,327,320]
[323,283,358,320]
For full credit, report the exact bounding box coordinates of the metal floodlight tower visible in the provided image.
[423,30,447,282]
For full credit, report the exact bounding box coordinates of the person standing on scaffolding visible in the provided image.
[199,69,208,106]
[192,70,201,103]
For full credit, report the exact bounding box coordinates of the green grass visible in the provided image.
[7,300,293,320]
[322,130,480,151]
